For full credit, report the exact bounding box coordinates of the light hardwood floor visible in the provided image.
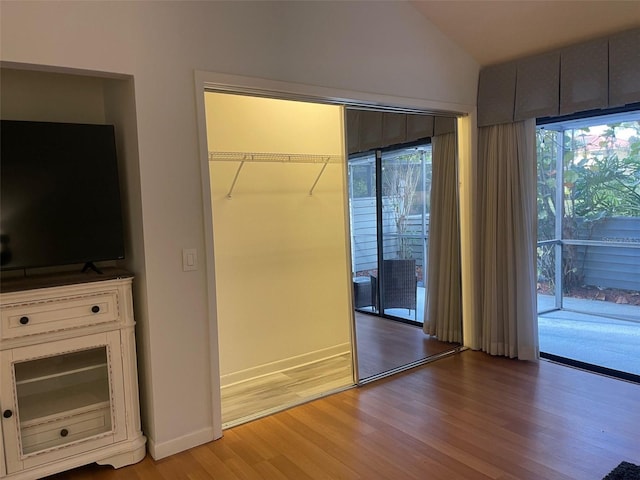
[46,350,640,479]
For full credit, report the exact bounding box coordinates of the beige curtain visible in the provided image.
[476,120,538,360]
[423,132,462,343]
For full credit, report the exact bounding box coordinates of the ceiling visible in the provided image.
[411,1,640,67]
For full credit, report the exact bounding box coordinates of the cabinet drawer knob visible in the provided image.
[60,428,69,437]
[91,305,100,313]
[2,410,12,418]
[19,316,29,325]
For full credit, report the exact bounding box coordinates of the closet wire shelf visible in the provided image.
[209,151,342,198]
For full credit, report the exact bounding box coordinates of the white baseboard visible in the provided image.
[220,343,351,388]
[147,426,215,460]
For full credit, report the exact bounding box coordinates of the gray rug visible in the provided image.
[603,462,640,480]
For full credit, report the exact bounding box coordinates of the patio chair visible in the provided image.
[371,259,417,317]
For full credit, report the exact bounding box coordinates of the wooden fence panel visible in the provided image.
[575,217,640,291]
[351,197,429,274]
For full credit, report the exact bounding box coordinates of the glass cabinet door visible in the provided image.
[1,331,125,474]
[15,346,112,454]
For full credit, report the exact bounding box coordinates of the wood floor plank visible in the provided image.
[188,446,238,480]
[251,458,292,480]
[254,414,362,480]
[44,351,640,480]
[273,405,398,480]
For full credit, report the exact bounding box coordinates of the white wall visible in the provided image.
[1,0,478,459]
[0,69,105,123]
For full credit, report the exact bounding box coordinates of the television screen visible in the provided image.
[1,120,125,271]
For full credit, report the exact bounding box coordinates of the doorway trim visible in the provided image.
[193,69,474,440]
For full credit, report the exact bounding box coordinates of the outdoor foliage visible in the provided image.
[382,149,430,260]
[537,120,640,292]
[350,159,375,198]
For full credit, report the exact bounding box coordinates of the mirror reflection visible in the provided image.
[346,109,463,381]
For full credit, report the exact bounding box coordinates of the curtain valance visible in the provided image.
[346,110,455,154]
[477,27,640,127]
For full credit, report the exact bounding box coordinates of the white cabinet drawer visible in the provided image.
[1,291,119,339]
[21,403,112,455]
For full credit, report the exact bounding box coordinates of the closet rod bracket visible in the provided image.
[309,159,330,196]
[227,160,246,198]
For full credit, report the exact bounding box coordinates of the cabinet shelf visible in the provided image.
[16,363,107,386]
[209,151,342,197]
[20,400,110,429]
[14,347,108,385]
[17,379,110,423]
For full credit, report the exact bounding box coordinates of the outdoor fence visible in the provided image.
[574,216,640,291]
[350,197,429,277]
[354,201,639,292]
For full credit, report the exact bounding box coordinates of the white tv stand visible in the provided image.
[0,269,146,479]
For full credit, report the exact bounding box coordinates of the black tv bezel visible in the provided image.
[0,119,126,273]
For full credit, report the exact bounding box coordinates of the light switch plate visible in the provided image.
[182,248,198,271]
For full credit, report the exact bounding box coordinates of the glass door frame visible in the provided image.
[537,127,564,314]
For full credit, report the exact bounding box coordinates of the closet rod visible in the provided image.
[209,151,341,164]
[209,151,342,198]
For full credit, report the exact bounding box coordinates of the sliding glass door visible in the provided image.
[536,110,640,379]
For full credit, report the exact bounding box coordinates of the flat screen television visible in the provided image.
[1,120,125,272]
